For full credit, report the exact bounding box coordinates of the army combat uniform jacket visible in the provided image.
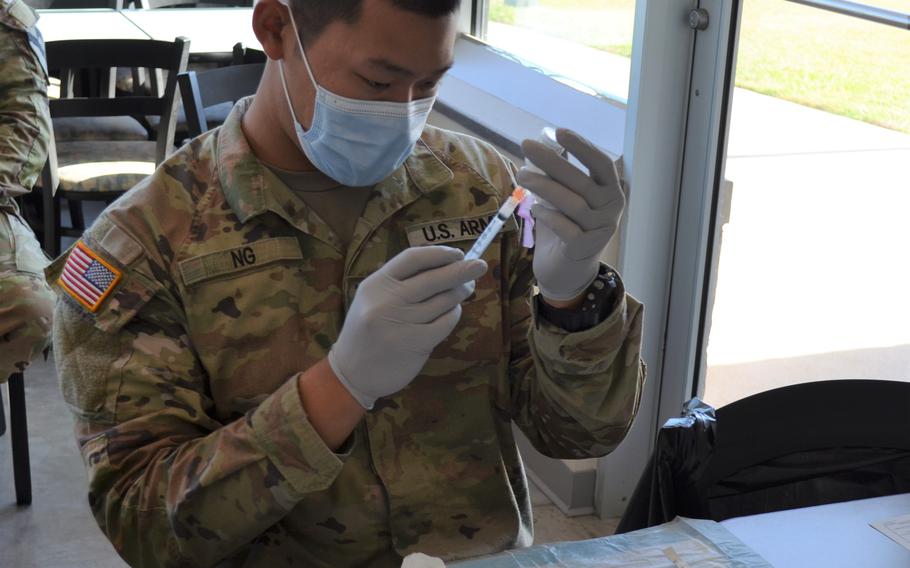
[0,0,54,377]
[49,98,645,567]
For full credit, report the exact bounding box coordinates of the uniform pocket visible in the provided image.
[10,212,48,275]
[51,256,160,421]
[0,212,15,269]
[47,240,160,333]
[15,90,49,192]
[54,301,125,421]
[0,210,47,274]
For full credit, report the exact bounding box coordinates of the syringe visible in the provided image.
[464,187,527,261]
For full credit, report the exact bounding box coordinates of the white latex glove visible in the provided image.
[518,128,625,301]
[328,246,487,409]
[401,553,446,568]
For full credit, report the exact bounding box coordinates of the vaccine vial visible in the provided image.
[523,127,567,209]
[525,127,567,175]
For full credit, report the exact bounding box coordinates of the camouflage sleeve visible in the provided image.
[0,3,50,199]
[49,232,348,566]
[497,161,646,460]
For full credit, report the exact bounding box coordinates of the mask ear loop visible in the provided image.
[278,2,319,140]
[278,60,301,131]
[284,3,318,89]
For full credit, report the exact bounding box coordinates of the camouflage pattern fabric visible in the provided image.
[0,0,48,201]
[0,0,54,379]
[0,208,54,377]
[48,97,645,567]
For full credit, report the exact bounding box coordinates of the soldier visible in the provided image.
[0,0,54,380]
[49,0,645,566]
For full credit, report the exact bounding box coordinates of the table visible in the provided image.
[36,9,149,42]
[36,8,258,58]
[450,517,772,567]
[121,8,258,55]
[721,493,910,568]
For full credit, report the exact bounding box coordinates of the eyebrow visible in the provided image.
[368,58,453,78]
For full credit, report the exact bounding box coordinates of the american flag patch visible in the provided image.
[58,242,122,313]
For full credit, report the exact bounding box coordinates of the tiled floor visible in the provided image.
[0,357,617,567]
[0,357,125,568]
[530,490,619,545]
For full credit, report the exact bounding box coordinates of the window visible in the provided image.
[476,0,638,104]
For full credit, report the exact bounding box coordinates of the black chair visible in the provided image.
[52,76,154,149]
[0,373,33,506]
[177,61,264,138]
[151,43,262,143]
[39,38,189,257]
[34,2,158,144]
[231,43,267,66]
[617,380,910,532]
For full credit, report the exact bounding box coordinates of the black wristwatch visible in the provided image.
[535,265,619,333]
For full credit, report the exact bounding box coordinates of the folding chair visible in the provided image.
[0,373,33,505]
[39,37,190,256]
[177,60,265,138]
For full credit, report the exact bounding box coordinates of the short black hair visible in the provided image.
[290,0,461,47]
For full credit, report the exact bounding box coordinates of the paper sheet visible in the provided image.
[577,538,727,567]
[450,517,772,567]
[871,513,910,552]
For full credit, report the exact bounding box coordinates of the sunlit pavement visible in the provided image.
[484,22,910,406]
[704,88,910,406]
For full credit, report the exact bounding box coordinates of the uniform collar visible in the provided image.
[216,97,454,233]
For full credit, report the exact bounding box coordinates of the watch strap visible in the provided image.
[535,264,618,333]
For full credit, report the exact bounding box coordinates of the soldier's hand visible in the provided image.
[328,246,488,409]
[519,128,625,302]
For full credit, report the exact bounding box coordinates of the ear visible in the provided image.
[252,0,292,61]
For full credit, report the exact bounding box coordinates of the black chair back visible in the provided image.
[232,42,267,65]
[46,37,190,164]
[177,62,264,138]
[617,379,910,532]
[40,38,189,255]
[699,379,910,519]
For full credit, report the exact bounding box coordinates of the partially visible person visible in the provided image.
[49,0,644,565]
[0,0,54,378]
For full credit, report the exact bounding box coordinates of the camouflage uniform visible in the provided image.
[48,97,645,567]
[0,0,54,378]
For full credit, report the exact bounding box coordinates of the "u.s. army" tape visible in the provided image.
[406,213,517,247]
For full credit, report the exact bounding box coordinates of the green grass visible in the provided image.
[487,0,910,133]
[593,44,632,59]
[489,2,516,25]
[736,0,910,133]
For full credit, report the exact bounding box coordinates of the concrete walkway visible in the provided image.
[705,89,910,406]
[484,21,910,405]
[4,27,906,562]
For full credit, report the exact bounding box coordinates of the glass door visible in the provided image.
[703,0,910,406]
[671,0,910,414]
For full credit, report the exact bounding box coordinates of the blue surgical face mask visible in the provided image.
[277,2,436,187]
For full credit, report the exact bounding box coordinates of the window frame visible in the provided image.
[442,4,629,159]
[449,0,711,517]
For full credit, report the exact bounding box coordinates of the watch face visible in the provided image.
[535,267,619,332]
